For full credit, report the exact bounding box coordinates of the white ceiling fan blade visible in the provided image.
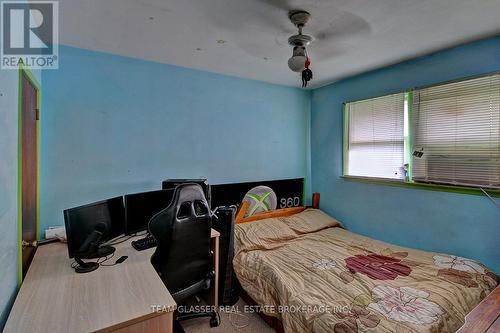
[256,0,294,11]
[308,42,350,62]
[313,11,371,42]
[195,0,294,35]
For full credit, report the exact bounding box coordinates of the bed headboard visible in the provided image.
[209,178,321,223]
[235,192,320,224]
[210,178,305,210]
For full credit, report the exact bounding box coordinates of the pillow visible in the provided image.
[234,217,297,253]
[278,208,342,234]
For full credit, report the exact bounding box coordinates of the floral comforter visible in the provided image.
[233,209,498,333]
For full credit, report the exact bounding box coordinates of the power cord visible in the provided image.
[97,252,115,265]
[104,230,148,246]
[480,188,500,208]
[100,255,125,267]
[70,251,119,270]
[71,231,148,271]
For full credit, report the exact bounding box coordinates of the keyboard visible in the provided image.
[132,235,157,251]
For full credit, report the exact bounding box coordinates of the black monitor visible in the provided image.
[64,196,125,259]
[124,189,174,235]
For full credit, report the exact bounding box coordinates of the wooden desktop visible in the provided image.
[3,229,220,333]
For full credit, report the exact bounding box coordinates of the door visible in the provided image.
[21,73,39,278]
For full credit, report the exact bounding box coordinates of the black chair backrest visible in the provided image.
[149,183,212,293]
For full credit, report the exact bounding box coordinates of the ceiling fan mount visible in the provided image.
[288,10,311,28]
[287,10,313,86]
[287,10,313,46]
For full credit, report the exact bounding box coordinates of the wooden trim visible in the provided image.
[93,312,170,333]
[456,286,500,333]
[312,192,320,209]
[17,66,41,287]
[235,192,321,224]
[239,288,284,333]
[234,201,250,224]
[235,206,306,224]
[102,312,172,333]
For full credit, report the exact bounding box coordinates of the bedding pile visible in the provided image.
[233,209,498,333]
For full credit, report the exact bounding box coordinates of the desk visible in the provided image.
[4,229,220,333]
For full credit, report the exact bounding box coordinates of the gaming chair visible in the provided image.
[149,183,219,332]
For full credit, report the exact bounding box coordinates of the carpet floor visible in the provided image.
[181,298,276,333]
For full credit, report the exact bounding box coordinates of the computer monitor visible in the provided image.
[64,196,125,259]
[124,189,174,235]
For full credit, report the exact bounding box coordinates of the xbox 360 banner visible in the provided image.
[210,178,304,217]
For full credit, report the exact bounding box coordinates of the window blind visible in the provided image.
[346,93,405,179]
[412,73,500,189]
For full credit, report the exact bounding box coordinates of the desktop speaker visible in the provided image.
[212,206,239,305]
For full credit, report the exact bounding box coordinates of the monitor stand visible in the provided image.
[78,245,116,259]
[95,245,115,258]
[74,258,99,274]
[73,245,116,273]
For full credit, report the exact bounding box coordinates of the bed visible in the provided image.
[232,204,498,333]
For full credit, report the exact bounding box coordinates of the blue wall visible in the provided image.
[0,71,19,331]
[3,37,498,328]
[0,69,41,330]
[40,45,311,232]
[311,37,500,273]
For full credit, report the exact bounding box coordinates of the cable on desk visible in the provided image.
[97,252,115,265]
[105,230,148,246]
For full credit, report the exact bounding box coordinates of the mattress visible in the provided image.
[233,209,498,333]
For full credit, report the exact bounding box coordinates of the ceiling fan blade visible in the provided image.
[308,42,350,62]
[196,0,294,35]
[232,33,290,60]
[257,0,353,12]
[253,8,296,34]
[314,11,371,42]
[256,0,294,11]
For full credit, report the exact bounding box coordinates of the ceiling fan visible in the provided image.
[259,1,371,87]
[287,10,314,87]
[197,1,371,87]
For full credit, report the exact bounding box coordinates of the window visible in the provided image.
[344,92,406,179]
[412,74,500,188]
[343,73,500,190]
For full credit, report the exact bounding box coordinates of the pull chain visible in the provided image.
[301,51,313,87]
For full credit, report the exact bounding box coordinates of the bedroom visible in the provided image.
[0,0,499,332]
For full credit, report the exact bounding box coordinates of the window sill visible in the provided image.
[341,175,500,198]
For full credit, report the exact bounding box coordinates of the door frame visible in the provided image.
[17,66,41,286]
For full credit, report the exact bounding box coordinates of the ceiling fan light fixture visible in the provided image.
[288,55,306,72]
[288,46,307,72]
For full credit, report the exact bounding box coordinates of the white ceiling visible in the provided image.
[59,0,500,88]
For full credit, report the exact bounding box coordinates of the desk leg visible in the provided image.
[209,235,219,307]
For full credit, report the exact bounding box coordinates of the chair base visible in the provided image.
[174,310,219,333]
